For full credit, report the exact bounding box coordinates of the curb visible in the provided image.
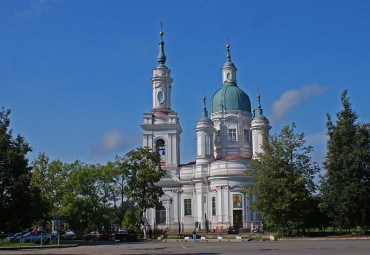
[279,237,370,241]
[160,236,370,242]
[161,238,257,243]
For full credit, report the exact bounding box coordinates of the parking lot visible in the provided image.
[0,239,369,255]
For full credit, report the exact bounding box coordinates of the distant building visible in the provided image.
[141,31,270,232]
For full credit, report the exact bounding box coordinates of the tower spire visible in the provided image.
[157,24,166,66]
[224,40,235,67]
[201,96,208,119]
[255,94,267,120]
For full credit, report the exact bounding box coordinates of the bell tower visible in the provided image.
[251,94,271,159]
[141,30,182,174]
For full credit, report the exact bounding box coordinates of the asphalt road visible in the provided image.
[0,239,369,255]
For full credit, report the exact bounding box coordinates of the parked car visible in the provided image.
[7,232,26,242]
[83,231,111,241]
[62,231,83,240]
[111,229,138,242]
[228,226,239,234]
[21,231,53,244]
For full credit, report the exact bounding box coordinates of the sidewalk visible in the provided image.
[159,236,370,242]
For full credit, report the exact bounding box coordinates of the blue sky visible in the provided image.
[1,0,369,166]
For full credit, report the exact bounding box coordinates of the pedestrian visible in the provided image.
[193,229,197,243]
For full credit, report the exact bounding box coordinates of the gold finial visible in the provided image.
[160,22,163,36]
[226,35,230,48]
[202,96,206,100]
[226,43,230,48]
[257,94,260,99]
[252,108,255,112]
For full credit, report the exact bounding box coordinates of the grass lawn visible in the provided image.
[0,240,76,248]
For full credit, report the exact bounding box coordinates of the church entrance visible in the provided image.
[233,210,243,228]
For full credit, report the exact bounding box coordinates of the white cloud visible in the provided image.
[92,128,141,154]
[14,0,61,19]
[270,83,328,122]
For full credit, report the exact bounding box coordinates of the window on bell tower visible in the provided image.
[156,139,165,161]
[227,72,230,80]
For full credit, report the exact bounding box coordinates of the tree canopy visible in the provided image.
[243,123,319,236]
[117,147,165,215]
[0,107,44,231]
[30,147,165,232]
[320,90,370,231]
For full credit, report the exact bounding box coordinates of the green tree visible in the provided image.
[320,90,370,232]
[0,107,43,231]
[98,160,130,225]
[243,123,319,236]
[60,163,114,231]
[117,147,165,237]
[31,153,71,221]
[121,203,141,233]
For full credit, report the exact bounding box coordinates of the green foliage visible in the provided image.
[27,144,164,232]
[117,147,165,215]
[320,90,370,230]
[0,107,44,231]
[98,160,130,224]
[243,123,319,236]
[32,156,115,231]
[121,204,141,232]
[31,153,71,220]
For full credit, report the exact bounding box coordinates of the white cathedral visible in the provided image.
[141,31,271,232]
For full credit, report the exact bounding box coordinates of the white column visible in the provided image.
[216,186,223,223]
[196,183,203,224]
[223,186,230,223]
[164,201,170,229]
[170,133,178,167]
[173,190,179,223]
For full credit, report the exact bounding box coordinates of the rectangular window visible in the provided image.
[212,197,216,216]
[228,129,236,141]
[184,199,192,216]
[205,135,210,155]
[244,129,249,142]
[215,132,221,143]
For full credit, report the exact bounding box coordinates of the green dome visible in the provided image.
[210,84,251,113]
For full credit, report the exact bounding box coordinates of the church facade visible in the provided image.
[141,31,271,232]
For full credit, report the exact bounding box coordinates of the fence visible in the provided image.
[6,233,61,247]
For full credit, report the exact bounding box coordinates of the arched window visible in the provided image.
[156,139,165,161]
[227,72,231,80]
[156,205,166,225]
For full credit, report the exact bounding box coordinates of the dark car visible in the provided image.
[228,226,239,234]
[62,231,83,240]
[111,229,137,242]
[83,231,110,241]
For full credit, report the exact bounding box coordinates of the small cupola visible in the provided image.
[222,43,237,85]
